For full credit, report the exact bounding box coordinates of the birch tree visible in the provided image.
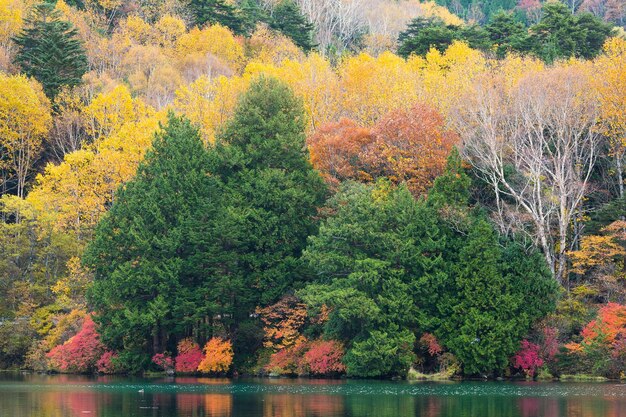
[457,65,601,282]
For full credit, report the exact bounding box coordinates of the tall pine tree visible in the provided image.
[269,0,315,52]
[85,114,222,371]
[13,2,88,98]
[189,0,245,35]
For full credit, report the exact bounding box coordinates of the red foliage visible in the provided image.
[419,333,443,356]
[585,303,626,345]
[96,351,120,374]
[47,315,105,373]
[303,340,346,375]
[152,352,174,371]
[267,340,309,375]
[540,326,559,361]
[175,338,203,373]
[512,340,543,378]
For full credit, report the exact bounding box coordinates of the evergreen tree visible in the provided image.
[189,0,245,35]
[238,0,267,36]
[299,180,444,377]
[269,0,315,51]
[397,17,490,58]
[13,2,88,98]
[202,77,326,363]
[528,2,614,62]
[436,218,556,375]
[398,17,456,58]
[425,152,558,375]
[301,153,558,377]
[211,76,327,309]
[85,114,222,369]
[485,11,529,58]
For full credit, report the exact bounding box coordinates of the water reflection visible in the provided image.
[1,374,626,417]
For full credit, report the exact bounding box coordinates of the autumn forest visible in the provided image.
[0,0,625,380]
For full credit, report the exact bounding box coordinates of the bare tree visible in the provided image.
[456,66,602,283]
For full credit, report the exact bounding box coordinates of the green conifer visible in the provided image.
[13,2,88,98]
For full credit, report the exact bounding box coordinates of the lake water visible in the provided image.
[1,373,625,417]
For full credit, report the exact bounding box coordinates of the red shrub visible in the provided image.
[47,315,105,373]
[303,340,345,375]
[96,351,120,374]
[175,338,203,373]
[419,333,443,356]
[512,340,543,378]
[267,340,309,375]
[152,353,174,371]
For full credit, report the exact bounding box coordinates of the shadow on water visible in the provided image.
[1,373,625,417]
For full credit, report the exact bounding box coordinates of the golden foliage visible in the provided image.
[197,338,233,374]
[0,73,51,197]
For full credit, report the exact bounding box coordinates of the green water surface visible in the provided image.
[1,373,625,417]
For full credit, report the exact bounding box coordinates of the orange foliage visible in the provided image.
[256,295,308,350]
[307,118,375,187]
[569,221,626,274]
[197,338,233,374]
[566,303,626,353]
[370,104,459,196]
[308,104,458,196]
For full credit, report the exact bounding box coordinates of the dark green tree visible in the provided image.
[300,151,558,377]
[397,17,490,58]
[269,0,315,52]
[238,0,267,36]
[299,180,444,377]
[211,76,327,309]
[424,152,559,376]
[189,0,245,35]
[527,2,614,62]
[84,114,223,369]
[13,2,88,98]
[202,77,326,364]
[485,11,529,58]
[435,218,557,375]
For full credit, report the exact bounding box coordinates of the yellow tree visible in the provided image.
[28,115,163,237]
[245,25,303,66]
[594,38,626,198]
[245,53,341,130]
[0,73,51,197]
[175,24,245,74]
[419,41,487,116]
[337,51,421,126]
[84,84,154,139]
[174,74,250,143]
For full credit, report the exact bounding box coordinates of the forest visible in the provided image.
[0,0,624,380]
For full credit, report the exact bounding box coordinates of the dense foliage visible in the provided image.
[0,0,624,380]
[399,3,615,62]
[298,152,557,377]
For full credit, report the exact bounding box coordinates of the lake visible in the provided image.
[1,373,625,417]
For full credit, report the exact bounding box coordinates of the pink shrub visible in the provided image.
[96,351,120,374]
[267,341,309,375]
[152,353,174,371]
[512,340,543,378]
[47,315,105,373]
[303,340,345,375]
[175,338,203,373]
